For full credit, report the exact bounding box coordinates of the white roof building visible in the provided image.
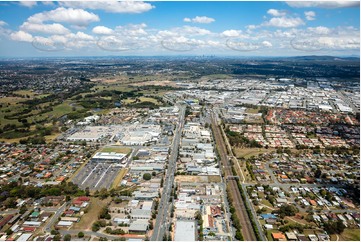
[174,221,196,241]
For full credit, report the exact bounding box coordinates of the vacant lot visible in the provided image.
[111,168,129,189]
[333,229,360,241]
[72,197,111,230]
[233,147,276,159]
[175,175,210,183]
[123,97,160,105]
[101,146,132,154]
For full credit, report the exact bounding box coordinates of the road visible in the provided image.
[43,201,69,233]
[58,229,127,240]
[211,111,257,241]
[152,105,185,241]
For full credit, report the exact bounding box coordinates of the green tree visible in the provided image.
[78,232,84,238]
[63,234,71,241]
[143,173,152,180]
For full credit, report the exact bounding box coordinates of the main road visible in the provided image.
[152,105,185,241]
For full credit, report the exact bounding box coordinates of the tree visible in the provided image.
[152,171,157,176]
[143,173,151,181]
[78,232,84,238]
[53,235,61,241]
[63,234,71,241]
[276,204,299,218]
[324,220,346,234]
[315,169,322,178]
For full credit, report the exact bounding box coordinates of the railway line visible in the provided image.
[211,112,257,241]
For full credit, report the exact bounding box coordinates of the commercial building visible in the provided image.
[91,152,127,163]
[174,220,196,241]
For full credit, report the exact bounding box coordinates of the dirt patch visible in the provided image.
[72,197,111,231]
[174,175,209,183]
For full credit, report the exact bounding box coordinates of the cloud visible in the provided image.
[263,16,305,28]
[0,20,7,26]
[92,26,114,35]
[10,30,33,42]
[28,7,100,26]
[307,26,331,35]
[67,31,94,41]
[179,26,211,35]
[19,1,37,8]
[183,16,215,24]
[115,23,148,36]
[304,11,316,20]
[60,1,154,14]
[262,40,273,47]
[267,9,287,17]
[20,22,70,34]
[221,29,242,37]
[286,1,360,8]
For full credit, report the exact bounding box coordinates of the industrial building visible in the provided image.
[174,220,196,241]
[91,152,127,163]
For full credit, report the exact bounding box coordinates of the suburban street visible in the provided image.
[43,201,69,233]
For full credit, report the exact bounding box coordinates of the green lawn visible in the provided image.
[101,146,132,155]
[338,229,360,241]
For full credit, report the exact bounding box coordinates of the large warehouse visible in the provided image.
[91,152,127,163]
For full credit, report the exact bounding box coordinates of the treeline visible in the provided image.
[225,129,262,148]
[0,182,85,208]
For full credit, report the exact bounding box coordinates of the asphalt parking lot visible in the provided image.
[72,162,122,190]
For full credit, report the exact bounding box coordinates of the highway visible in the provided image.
[152,105,185,241]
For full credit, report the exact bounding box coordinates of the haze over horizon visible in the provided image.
[0,1,359,57]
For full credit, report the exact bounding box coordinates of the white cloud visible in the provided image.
[247,25,257,30]
[28,7,100,26]
[10,30,33,42]
[263,16,305,28]
[60,1,154,14]
[286,1,359,8]
[262,40,273,47]
[304,11,316,20]
[307,26,331,35]
[267,9,286,17]
[181,26,211,35]
[93,26,114,35]
[115,23,148,36]
[42,1,55,6]
[184,16,215,24]
[221,29,242,37]
[0,20,7,26]
[19,1,37,8]
[67,31,94,41]
[20,22,70,34]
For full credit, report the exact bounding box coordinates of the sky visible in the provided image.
[0,1,359,57]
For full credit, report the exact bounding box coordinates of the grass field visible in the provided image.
[234,147,276,159]
[111,168,129,189]
[72,197,111,230]
[246,107,260,114]
[122,97,160,105]
[101,146,132,155]
[208,175,222,183]
[337,229,360,241]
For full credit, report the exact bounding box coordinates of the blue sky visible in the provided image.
[0,1,359,57]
